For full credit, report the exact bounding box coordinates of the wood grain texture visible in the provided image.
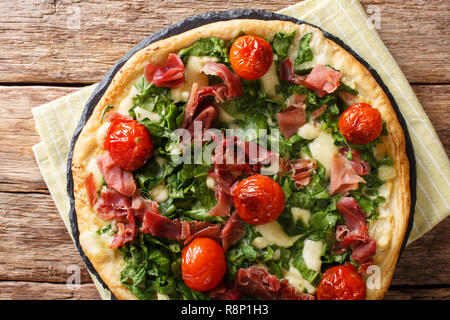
[0,0,448,84]
[0,282,100,300]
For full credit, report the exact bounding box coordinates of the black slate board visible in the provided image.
[66,9,416,300]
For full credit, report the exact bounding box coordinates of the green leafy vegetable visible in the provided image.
[178,38,229,64]
[271,31,296,61]
[295,32,313,65]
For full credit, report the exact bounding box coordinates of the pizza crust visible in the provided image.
[71,19,410,300]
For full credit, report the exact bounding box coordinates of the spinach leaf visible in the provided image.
[271,31,296,61]
[295,32,313,65]
[178,38,229,64]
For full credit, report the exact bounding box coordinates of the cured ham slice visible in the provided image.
[286,159,317,189]
[335,197,377,268]
[95,187,132,220]
[304,64,342,97]
[207,189,233,217]
[338,147,371,176]
[110,209,136,248]
[180,62,242,129]
[84,173,98,207]
[207,282,242,300]
[97,152,136,197]
[279,59,342,97]
[236,267,314,300]
[144,53,185,88]
[329,151,366,195]
[221,211,246,251]
[277,106,306,139]
[311,104,327,120]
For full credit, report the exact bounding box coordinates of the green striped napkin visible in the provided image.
[32,0,450,299]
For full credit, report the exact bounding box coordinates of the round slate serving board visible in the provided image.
[66,9,416,300]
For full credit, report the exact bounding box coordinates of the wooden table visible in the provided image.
[0,0,448,300]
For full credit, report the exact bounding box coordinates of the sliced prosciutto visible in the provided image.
[279,59,342,97]
[329,150,366,196]
[207,189,233,217]
[95,187,132,220]
[311,104,327,120]
[277,106,306,139]
[286,159,317,189]
[207,282,241,300]
[84,173,98,207]
[236,267,314,300]
[335,197,376,268]
[180,62,242,129]
[185,105,217,141]
[97,152,136,197]
[338,147,371,176]
[221,211,246,251]
[110,209,136,248]
[144,53,185,88]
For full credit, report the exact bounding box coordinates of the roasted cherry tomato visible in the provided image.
[233,174,285,225]
[181,237,227,292]
[316,264,366,300]
[338,102,383,145]
[104,118,153,172]
[229,35,273,81]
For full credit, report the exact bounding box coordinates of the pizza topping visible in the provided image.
[229,35,273,80]
[84,173,98,207]
[207,282,241,300]
[180,62,242,129]
[96,152,137,197]
[335,197,376,266]
[338,103,383,144]
[339,147,371,176]
[286,159,317,189]
[329,150,366,195]
[236,267,314,300]
[207,189,233,217]
[279,59,342,97]
[110,209,136,248]
[310,104,327,120]
[221,211,246,252]
[304,64,342,97]
[233,174,285,225]
[277,106,306,139]
[144,53,185,88]
[95,187,133,221]
[182,237,227,291]
[104,118,153,172]
[316,264,366,300]
[185,105,217,139]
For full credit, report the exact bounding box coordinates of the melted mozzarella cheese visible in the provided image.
[134,107,161,123]
[149,183,169,203]
[252,221,302,249]
[283,263,316,294]
[297,122,321,140]
[291,207,311,226]
[206,176,216,190]
[378,165,396,181]
[79,230,114,262]
[170,56,218,102]
[309,130,338,176]
[96,122,110,147]
[117,85,139,115]
[259,61,283,101]
[86,156,103,187]
[302,239,323,272]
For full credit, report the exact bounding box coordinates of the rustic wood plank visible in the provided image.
[0,281,100,300]
[0,192,93,283]
[0,86,81,193]
[0,0,448,84]
[384,287,450,300]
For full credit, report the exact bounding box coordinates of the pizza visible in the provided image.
[71,18,411,300]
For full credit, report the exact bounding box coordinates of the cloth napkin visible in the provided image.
[32,0,450,299]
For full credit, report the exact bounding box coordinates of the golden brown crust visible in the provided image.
[71,19,410,300]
